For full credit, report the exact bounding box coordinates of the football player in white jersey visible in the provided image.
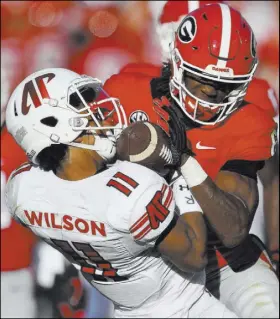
[5,68,238,318]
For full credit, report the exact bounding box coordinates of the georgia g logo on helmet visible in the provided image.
[178,16,197,43]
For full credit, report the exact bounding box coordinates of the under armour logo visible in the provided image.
[179,184,189,191]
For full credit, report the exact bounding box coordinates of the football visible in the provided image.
[116,121,176,174]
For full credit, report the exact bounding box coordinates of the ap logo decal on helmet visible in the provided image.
[21,73,55,115]
[178,16,197,43]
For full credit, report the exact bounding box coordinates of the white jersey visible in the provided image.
[6,160,205,318]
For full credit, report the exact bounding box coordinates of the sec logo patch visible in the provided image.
[129,110,149,123]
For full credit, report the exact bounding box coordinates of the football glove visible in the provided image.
[153,97,196,158]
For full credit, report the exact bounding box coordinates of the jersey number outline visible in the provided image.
[107,172,139,196]
[50,239,127,282]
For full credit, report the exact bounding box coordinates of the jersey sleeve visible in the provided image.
[246,78,279,117]
[228,107,278,161]
[5,164,33,226]
[128,182,176,248]
[170,172,203,215]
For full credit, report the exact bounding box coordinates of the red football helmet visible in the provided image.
[169,3,258,125]
[157,0,224,61]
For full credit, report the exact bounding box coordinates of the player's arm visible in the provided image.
[157,173,208,272]
[177,113,278,249]
[157,211,207,273]
[179,155,260,248]
[129,182,207,273]
[258,153,279,273]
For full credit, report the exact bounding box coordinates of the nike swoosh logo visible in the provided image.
[196,142,216,150]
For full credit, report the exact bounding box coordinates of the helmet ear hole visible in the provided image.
[40,116,58,127]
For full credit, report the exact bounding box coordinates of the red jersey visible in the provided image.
[1,127,37,271]
[104,65,277,270]
[104,67,276,180]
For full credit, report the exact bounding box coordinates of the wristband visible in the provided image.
[180,156,208,188]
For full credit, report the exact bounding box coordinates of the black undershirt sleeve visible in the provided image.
[155,213,179,248]
[220,159,265,181]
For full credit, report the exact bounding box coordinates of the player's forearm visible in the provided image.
[258,155,279,269]
[180,213,208,272]
[158,213,207,273]
[191,178,248,247]
[180,156,249,248]
[264,177,279,254]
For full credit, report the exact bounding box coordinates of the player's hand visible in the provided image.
[153,97,194,160]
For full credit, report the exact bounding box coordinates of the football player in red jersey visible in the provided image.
[157,1,279,274]
[104,3,279,317]
[157,0,280,279]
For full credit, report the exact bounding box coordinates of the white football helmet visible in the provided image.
[5,68,127,164]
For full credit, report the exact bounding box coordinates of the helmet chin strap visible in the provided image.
[65,134,116,162]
